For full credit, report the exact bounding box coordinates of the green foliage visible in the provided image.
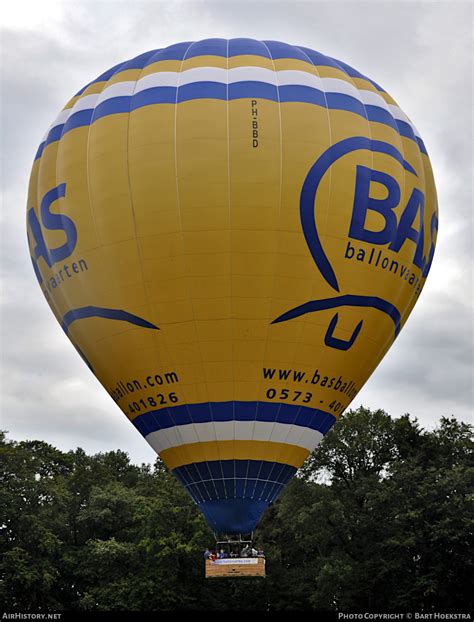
[1,409,472,611]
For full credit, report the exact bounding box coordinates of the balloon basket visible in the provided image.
[205,557,266,578]
[205,534,266,578]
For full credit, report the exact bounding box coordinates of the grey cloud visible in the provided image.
[372,299,473,404]
[1,1,472,463]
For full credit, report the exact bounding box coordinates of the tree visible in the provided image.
[277,410,474,610]
[1,408,472,611]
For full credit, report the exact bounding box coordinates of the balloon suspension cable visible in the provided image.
[213,531,254,546]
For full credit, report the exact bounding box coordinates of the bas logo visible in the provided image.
[272,137,438,350]
[27,183,77,285]
[349,164,438,277]
[28,183,158,373]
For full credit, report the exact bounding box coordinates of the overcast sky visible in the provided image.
[1,0,472,464]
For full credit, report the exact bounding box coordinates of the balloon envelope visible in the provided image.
[27,39,438,534]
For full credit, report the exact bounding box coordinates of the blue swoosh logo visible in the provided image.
[61,306,159,372]
[300,136,416,292]
[61,306,159,334]
[272,294,401,337]
[273,137,415,343]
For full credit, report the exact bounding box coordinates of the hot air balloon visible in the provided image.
[27,39,438,571]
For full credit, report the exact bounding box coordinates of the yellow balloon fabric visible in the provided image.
[26,39,438,534]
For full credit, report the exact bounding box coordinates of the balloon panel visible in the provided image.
[27,39,438,534]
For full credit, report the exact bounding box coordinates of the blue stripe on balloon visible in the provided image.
[264,40,310,62]
[228,80,279,100]
[173,459,298,531]
[330,56,385,92]
[145,41,193,63]
[300,47,344,69]
[130,86,177,108]
[174,459,296,487]
[45,123,65,148]
[76,46,192,97]
[131,401,336,437]
[75,62,125,96]
[279,84,327,106]
[416,136,427,153]
[152,41,193,62]
[93,96,132,121]
[326,92,368,117]
[74,52,156,98]
[299,47,385,92]
[62,109,94,134]
[185,38,228,58]
[177,81,227,102]
[228,37,272,58]
[73,40,387,100]
[34,81,428,161]
[119,49,158,71]
[75,51,159,97]
[35,142,45,160]
[198,498,272,533]
[396,118,417,142]
[365,105,399,131]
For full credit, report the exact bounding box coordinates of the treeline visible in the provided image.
[1,407,473,611]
